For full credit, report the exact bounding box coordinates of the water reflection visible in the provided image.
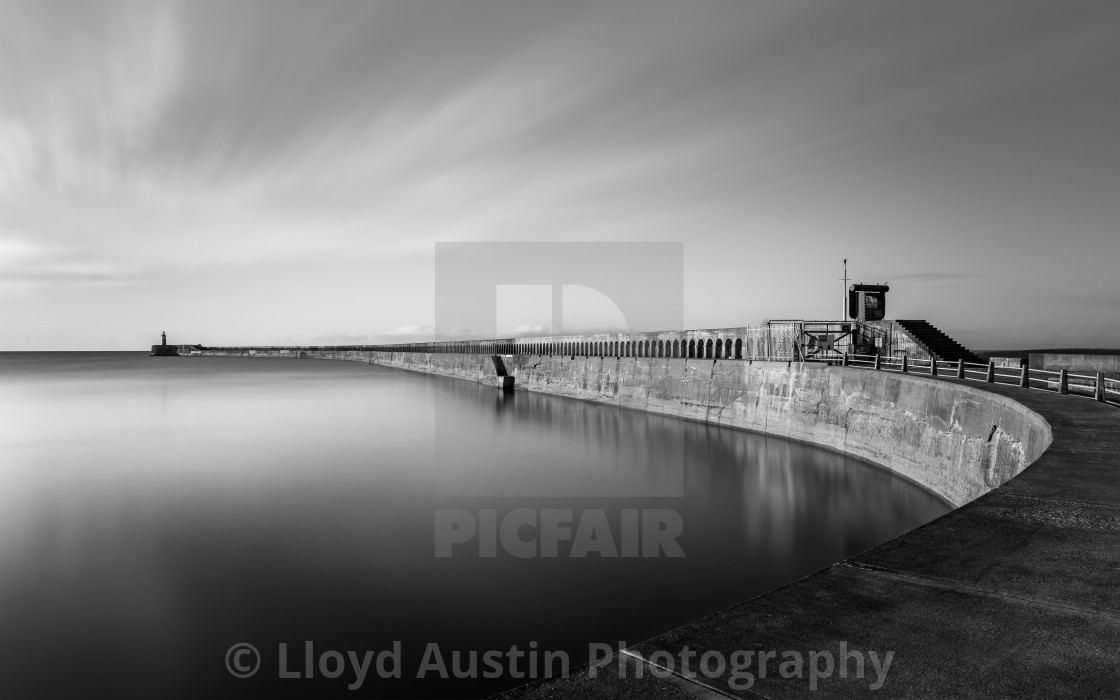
[0,353,948,698]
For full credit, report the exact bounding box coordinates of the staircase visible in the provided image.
[895,320,984,364]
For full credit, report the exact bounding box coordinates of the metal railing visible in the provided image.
[806,352,1118,406]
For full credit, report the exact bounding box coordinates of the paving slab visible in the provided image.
[629,564,1120,699]
[851,490,1120,613]
[489,653,729,700]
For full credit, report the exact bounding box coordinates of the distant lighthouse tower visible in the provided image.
[151,331,178,356]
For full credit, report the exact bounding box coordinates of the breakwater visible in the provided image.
[189,347,1052,507]
[181,344,1120,698]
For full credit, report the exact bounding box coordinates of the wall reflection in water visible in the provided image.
[0,353,947,698]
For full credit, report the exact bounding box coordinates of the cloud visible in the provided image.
[307,333,374,344]
[0,236,139,295]
[386,325,435,337]
[0,1,1115,348]
[893,273,974,282]
[507,325,547,337]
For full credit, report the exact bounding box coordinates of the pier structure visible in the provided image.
[166,318,1120,697]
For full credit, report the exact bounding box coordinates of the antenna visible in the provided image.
[840,259,849,320]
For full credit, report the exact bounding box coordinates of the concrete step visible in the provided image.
[895,320,984,364]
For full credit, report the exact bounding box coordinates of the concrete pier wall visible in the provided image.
[195,347,1052,507]
[1032,352,1120,379]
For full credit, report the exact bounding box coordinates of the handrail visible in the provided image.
[797,352,1117,407]
[345,329,1116,407]
[1068,372,1098,381]
[1028,368,1062,377]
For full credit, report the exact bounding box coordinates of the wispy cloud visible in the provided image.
[893,273,974,282]
[386,325,434,337]
[307,333,374,344]
[0,1,1115,348]
[0,236,139,293]
[506,325,547,337]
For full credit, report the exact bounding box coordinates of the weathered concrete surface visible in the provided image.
[491,654,726,700]
[351,353,1050,509]
[627,562,1119,699]
[191,348,1049,507]
[1032,352,1120,379]
[150,343,201,356]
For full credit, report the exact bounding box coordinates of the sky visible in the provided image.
[0,0,1116,350]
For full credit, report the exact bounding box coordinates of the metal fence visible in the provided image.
[818,352,1119,407]
[209,326,1118,408]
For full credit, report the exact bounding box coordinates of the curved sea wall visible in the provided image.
[196,348,1053,507]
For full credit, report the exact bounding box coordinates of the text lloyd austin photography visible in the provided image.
[224,641,895,692]
[1,1,1118,699]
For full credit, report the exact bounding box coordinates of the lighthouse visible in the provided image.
[151,331,179,357]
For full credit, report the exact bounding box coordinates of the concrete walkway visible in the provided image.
[496,378,1120,698]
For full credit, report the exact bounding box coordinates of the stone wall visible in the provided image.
[1031,353,1120,379]
[150,344,203,356]
[207,323,804,360]
[192,347,1052,508]
[397,353,1050,507]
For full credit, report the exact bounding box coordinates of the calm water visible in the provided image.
[0,352,948,698]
